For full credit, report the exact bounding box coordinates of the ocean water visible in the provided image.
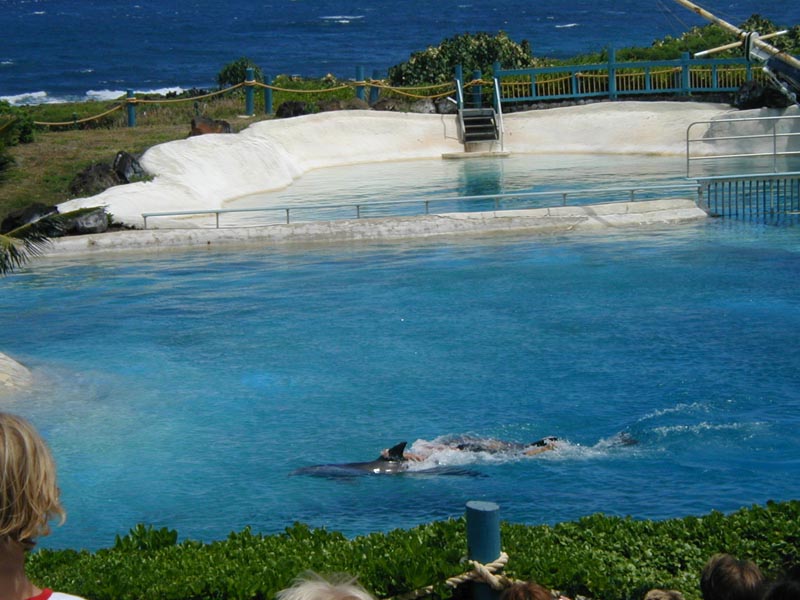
[3,0,800,104]
[1,219,799,551]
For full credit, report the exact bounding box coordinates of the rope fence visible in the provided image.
[31,50,760,129]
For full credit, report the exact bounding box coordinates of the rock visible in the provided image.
[734,81,794,110]
[68,163,124,198]
[113,151,144,183]
[409,99,437,114]
[275,101,312,118]
[0,352,33,392]
[0,202,58,234]
[318,97,370,112]
[372,98,405,112]
[435,98,459,114]
[63,207,109,235]
[189,116,233,136]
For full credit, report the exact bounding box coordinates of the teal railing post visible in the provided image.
[455,64,464,109]
[245,67,255,116]
[369,69,381,105]
[492,61,501,110]
[264,74,273,115]
[466,501,502,600]
[356,66,365,102]
[126,90,136,127]
[608,48,617,100]
[680,52,691,96]
[472,69,482,107]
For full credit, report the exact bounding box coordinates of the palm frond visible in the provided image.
[0,213,70,276]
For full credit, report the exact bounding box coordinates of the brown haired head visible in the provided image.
[501,582,553,600]
[700,554,764,600]
[0,413,65,547]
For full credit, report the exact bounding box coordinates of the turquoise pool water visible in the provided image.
[1,219,799,551]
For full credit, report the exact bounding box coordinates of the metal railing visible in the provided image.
[698,173,800,220]
[491,50,765,104]
[686,113,800,178]
[142,183,701,229]
[492,77,505,152]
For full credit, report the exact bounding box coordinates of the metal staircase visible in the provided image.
[451,76,505,154]
[460,108,500,144]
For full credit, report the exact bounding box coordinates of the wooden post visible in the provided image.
[369,69,381,105]
[356,66,365,101]
[126,90,136,128]
[466,501,502,600]
[245,67,255,116]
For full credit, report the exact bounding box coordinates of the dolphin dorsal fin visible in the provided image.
[385,441,407,461]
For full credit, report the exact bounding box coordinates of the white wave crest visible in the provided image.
[555,23,578,29]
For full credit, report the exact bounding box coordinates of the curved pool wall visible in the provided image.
[57,101,743,227]
[3,220,800,551]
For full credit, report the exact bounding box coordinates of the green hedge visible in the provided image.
[26,501,800,600]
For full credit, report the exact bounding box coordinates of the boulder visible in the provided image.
[63,207,109,235]
[0,202,58,234]
[189,116,233,136]
[275,101,312,118]
[734,81,794,110]
[409,99,437,114]
[68,163,124,198]
[318,97,370,112]
[0,352,32,392]
[113,151,144,183]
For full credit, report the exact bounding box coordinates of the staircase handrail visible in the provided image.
[493,77,505,152]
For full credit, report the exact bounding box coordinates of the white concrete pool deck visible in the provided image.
[48,199,707,255]
[48,100,788,256]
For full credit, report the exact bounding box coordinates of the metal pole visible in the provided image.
[370,70,381,105]
[356,66,365,102]
[466,501,502,600]
[126,90,136,127]
[265,74,273,115]
[245,67,255,116]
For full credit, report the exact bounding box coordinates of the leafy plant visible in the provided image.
[23,501,800,600]
[388,32,537,86]
[217,57,265,89]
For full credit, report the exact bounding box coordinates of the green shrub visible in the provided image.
[24,501,800,600]
[388,32,537,86]
[217,57,265,89]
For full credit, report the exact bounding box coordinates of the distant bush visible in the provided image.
[217,57,265,89]
[388,31,537,86]
[25,501,800,600]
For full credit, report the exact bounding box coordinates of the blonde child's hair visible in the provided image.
[0,412,65,546]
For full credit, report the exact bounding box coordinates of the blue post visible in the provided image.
[608,48,617,100]
[245,67,255,116]
[466,501,502,600]
[356,66,365,102]
[680,52,691,96]
[264,74,273,115]
[369,69,381,105]
[472,69,482,107]
[455,64,464,109]
[126,89,136,127]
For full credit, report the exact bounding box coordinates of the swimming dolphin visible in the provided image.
[292,442,483,478]
[291,441,411,478]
